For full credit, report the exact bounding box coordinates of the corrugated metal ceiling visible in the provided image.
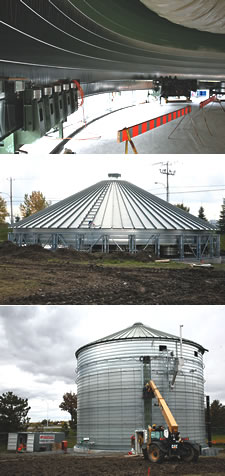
[1,0,225,82]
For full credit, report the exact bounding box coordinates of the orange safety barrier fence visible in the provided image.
[117,106,192,143]
[199,95,216,109]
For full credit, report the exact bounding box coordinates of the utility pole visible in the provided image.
[159,162,176,202]
[9,177,13,226]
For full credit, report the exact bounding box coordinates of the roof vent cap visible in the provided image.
[108,173,121,179]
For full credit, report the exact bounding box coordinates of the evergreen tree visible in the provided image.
[218,199,225,233]
[198,206,207,221]
[0,392,30,432]
[175,203,190,212]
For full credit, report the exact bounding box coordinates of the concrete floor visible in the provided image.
[61,101,225,154]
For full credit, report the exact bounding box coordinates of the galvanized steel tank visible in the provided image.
[75,323,207,450]
[10,178,219,258]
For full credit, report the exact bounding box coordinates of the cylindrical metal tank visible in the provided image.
[75,323,207,451]
[10,179,219,259]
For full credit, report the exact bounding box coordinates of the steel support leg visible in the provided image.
[216,234,220,257]
[58,122,64,139]
[209,235,214,258]
[155,236,160,257]
[32,233,38,245]
[197,235,201,260]
[76,235,84,251]
[102,235,109,253]
[18,234,23,246]
[51,234,58,250]
[179,235,184,259]
[129,235,136,254]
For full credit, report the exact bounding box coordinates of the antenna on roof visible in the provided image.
[108,173,121,179]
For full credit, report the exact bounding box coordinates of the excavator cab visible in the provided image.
[150,425,165,441]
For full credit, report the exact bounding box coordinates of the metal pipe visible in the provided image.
[180,325,183,359]
[206,395,212,447]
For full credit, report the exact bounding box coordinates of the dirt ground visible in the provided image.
[0,242,225,305]
[0,453,225,476]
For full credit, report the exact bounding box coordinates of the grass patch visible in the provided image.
[99,260,191,269]
[213,263,225,270]
[0,278,39,299]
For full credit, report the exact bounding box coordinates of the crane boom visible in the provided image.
[146,380,178,433]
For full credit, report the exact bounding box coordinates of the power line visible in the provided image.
[155,188,225,196]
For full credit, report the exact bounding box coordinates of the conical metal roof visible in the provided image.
[75,322,207,357]
[15,180,215,231]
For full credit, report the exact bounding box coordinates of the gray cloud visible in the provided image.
[0,305,224,420]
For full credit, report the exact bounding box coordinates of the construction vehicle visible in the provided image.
[141,380,201,463]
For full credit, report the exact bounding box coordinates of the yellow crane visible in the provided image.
[142,380,200,463]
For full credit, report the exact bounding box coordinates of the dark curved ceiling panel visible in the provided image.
[1,0,225,83]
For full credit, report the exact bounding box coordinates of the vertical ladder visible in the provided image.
[80,183,110,228]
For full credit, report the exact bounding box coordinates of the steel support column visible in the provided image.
[155,236,160,257]
[102,235,109,253]
[143,358,152,429]
[32,233,39,245]
[179,235,184,259]
[18,233,24,246]
[51,233,58,250]
[209,235,214,258]
[129,234,136,254]
[58,122,64,139]
[216,234,220,257]
[197,236,201,260]
[75,234,84,250]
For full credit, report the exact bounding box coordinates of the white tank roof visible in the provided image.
[15,180,215,232]
[76,322,207,357]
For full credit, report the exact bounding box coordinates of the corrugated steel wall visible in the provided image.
[76,338,206,450]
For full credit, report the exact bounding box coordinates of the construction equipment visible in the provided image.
[141,380,201,463]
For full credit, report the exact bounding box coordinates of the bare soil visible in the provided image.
[0,243,224,305]
[0,453,225,476]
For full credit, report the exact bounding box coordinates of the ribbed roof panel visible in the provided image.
[15,180,215,231]
[75,322,207,357]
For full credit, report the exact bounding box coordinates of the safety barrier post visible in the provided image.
[124,128,138,154]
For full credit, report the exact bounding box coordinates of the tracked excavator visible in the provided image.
[141,380,201,463]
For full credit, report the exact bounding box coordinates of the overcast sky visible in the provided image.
[0,154,224,221]
[0,305,224,422]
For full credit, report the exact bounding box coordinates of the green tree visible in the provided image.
[0,391,31,432]
[61,421,70,437]
[210,400,225,431]
[20,191,50,218]
[59,392,77,430]
[175,203,190,212]
[218,199,225,233]
[0,196,9,223]
[198,206,207,221]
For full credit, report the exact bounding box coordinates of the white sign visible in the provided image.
[39,434,55,444]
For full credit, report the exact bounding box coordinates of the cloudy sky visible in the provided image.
[0,154,224,221]
[0,305,224,422]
